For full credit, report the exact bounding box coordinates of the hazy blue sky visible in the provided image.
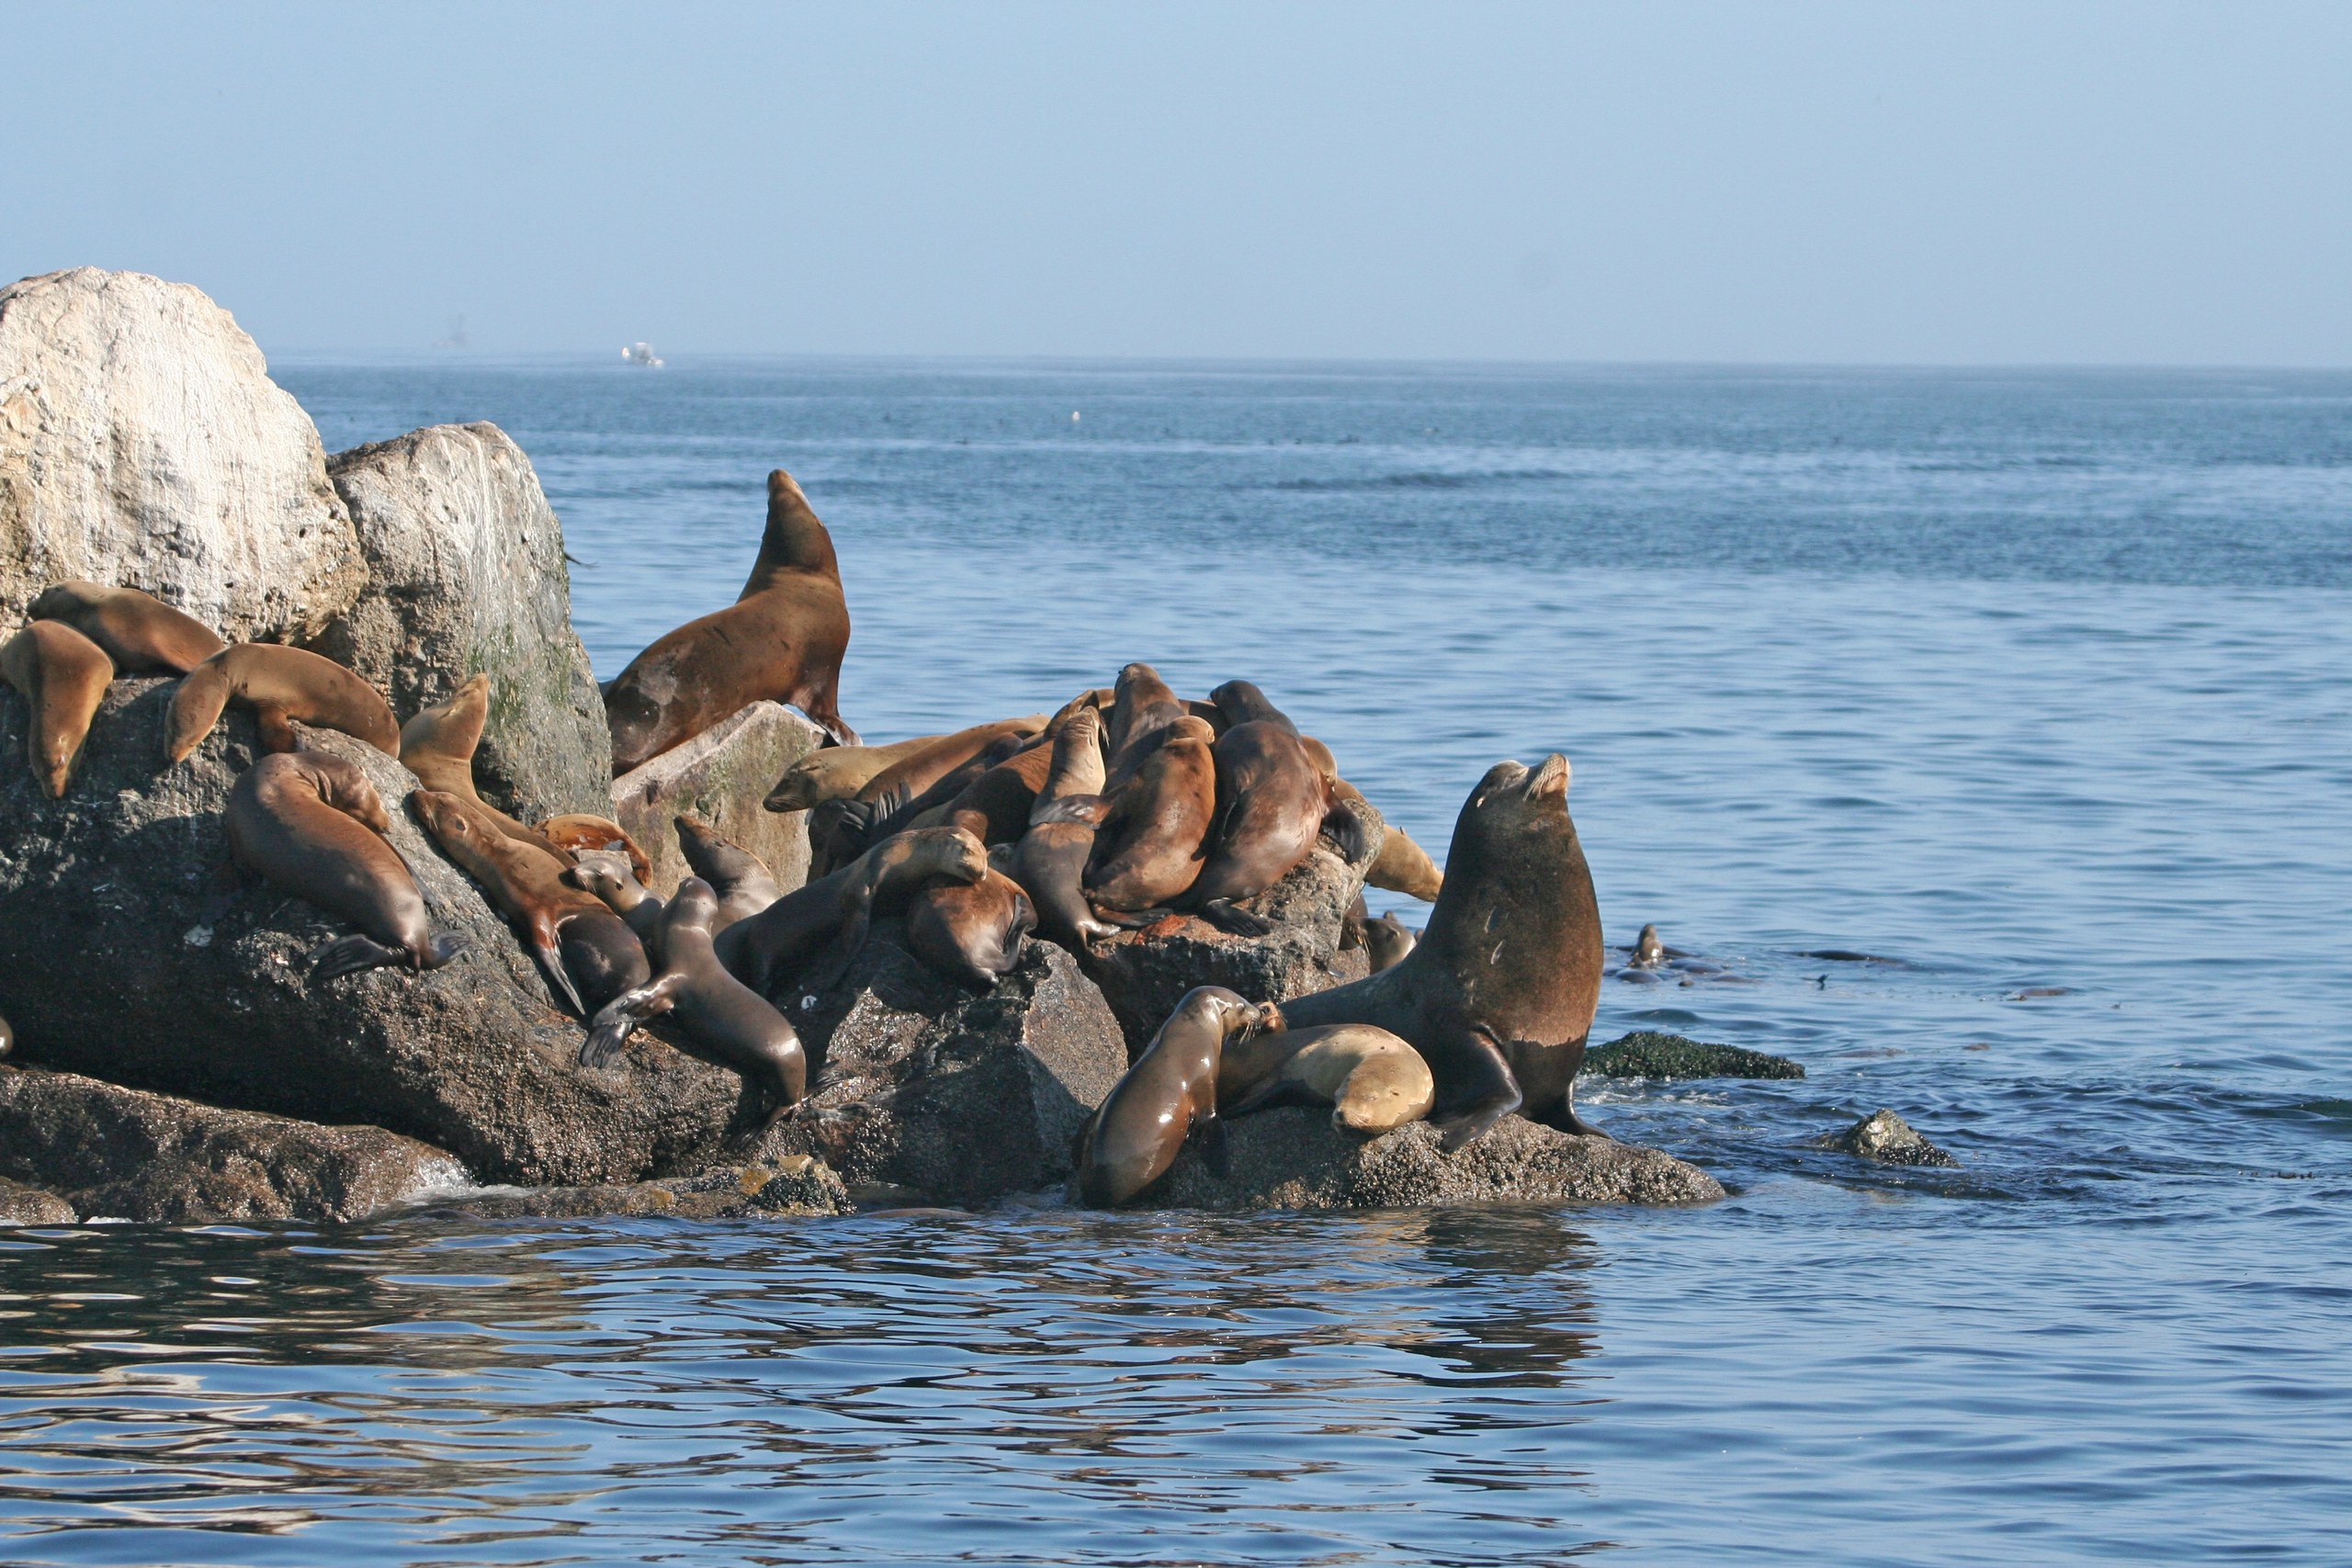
[6,2,2346,364]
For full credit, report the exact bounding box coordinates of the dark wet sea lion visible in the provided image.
[395,674,562,857]
[1,620,114,796]
[810,716,1046,874]
[1076,986,1271,1208]
[539,814,652,885]
[1184,715,1370,931]
[1275,754,1605,1149]
[717,826,989,999]
[0,1011,11,1059]
[227,751,464,981]
[1103,662,1190,786]
[1010,705,1117,950]
[582,877,808,1127]
[906,868,1035,990]
[673,814,781,930]
[605,468,858,771]
[1631,923,1666,966]
[763,733,944,813]
[28,581,225,674]
[1220,1020,1434,1133]
[169,643,400,762]
[1085,716,1216,912]
[411,787,650,1018]
[564,850,667,948]
[1364,911,1419,973]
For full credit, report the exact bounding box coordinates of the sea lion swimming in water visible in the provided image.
[763,733,944,813]
[1076,986,1272,1208]
[716,826,989,1000]
[582,877,808,1130]
[1,620,114,796]
[28,581,225,674]
[1219,1020,1435,1134]
[169,644,399,762]
[1631,923,1666,967]
[397,674,560,856]
[906,868,1035,990]
[1275,755,1606,1150]
[605,469,858,771]
[673,814,781,931]
[226,751,464,981]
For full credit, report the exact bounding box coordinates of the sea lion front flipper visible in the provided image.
[424,932,467,969]
[1196,898,1273,939]
[308,934,410,983]
[253,705,300,753]
[581,972,685,1068]
[1027,794,1111,829]
[1193,1111,1230,1178]
[530,923,589,1018]
[1428,1025,1524,1152]
[1534,1068,1612,1141]
[1319,792,1375,867]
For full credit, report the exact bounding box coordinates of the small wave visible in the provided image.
[1269,468,1578,491]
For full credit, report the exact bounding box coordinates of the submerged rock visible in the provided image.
[746,925,1129,1207]
[612,700,824,896]
[313,423,608,820]
[1817,1109,1959,1168]
[0,1177,75,1225]
[0,681,743,1186]
[1080,799,1385,1053]
[0,1066,463,1224]
[0,266,364,639]
[1141,1107,1724,1210]
[1584,1031,1804,1080]
[412,1156,852,1221]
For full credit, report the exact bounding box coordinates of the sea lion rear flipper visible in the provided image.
[424,932,467,969]
[1196,898,1274,939]
[1320,794,1375,868]
[1537,1072,1612,1141]
[1428,1026,1524,1153]
[308,934,408,983]
[580,974,684,1068]
[1091,904,1164,930]
[1223,1076,1292,1120]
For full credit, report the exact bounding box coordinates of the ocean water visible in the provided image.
[4,360,2348,1565]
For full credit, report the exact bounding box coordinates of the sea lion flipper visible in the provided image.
[1195,898,1274,939]
[254,705,300,754]
[1428,1025,1524,1152]
[425,932,467,969]
[1028,793,1110,830]
[533,937,589,1018]
[1193,1112,1230,1178]
[581,973,684,1068]
[307,933,408,983]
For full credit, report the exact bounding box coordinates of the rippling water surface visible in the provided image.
[5,361,2347,1564]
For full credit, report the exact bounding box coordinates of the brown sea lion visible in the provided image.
[539,814,652,884]
[915,696,1103,845]
[1220,1020,1435,1133]
[28,581,225,674]
[1631,923,1666,967]
[605,468,857,771]
[906,868,1035,990]
[716,826,989,1000]
[410,788,650,1019]
[1183,698,1370,932]
[1274,755,1605,1149]
[763,733,944,813]
[1368,826,1445,901]
[395,675,559,856]
[808,716,1046,874]
[582,877,808,1128]
[226,751,463,981]
[1364,910,1419,972]
[563,850,666,948]
[1084,716,1217,913]
[0,620,114,796]
[169,644,399,762]
[673,814,781,930]
[1102,662,1189,785]
[1009,705,1118,950]
[1076,986,1270,1208]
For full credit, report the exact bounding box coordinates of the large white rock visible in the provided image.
[0,267,364,639]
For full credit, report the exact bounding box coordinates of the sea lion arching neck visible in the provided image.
[741,470,840,594]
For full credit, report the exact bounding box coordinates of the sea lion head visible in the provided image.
[907,825,989,885]
[667,876,720,933]
[27,581,107,619]
[562,849,639,901]
[408,787,483,851]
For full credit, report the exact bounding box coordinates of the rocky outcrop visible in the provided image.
[611,700,823,896]
[411,1156,852,1221]
[1079,801,1385,1053]
[1584,1031,1805,1080]
[1816,1109,1958,1168]
[0,267,363,639]
[1142,1108,1723,1209]
[312,423,608,819]
[0,1177,75,1225]
[746,926,1129,1206]
[0,679,744,1186]
[0,1066,464,1223]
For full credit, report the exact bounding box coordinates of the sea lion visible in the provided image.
[604,468,857,771]
[28,581,225,674]
[0,1011,11,1059]
[1631,923,1666,967]
[397,675,561,856]
[169,644,399,762]
[563,850,666,948]
[763,733,944,812]
[582,877,808,1128]
[1010,705,1118,950]
[0,620,114,796]
[1076,986,1271,1208]
[1183,709,1370,932]
[905,868,1035,990]
[226,751,464,981]
[916,696,1102,844]
[1220,1021,1435,1134]
[1084,716,1217,912]
[538,814,652,884]
[1274,755,1606,1149]
[673,814,781,930]
[716,826,989,999]
[808,716,1046,874]
[1364,911,1419,973]
[410,788,650,1018]
[1102,662,1189,785]
[1367,826,1444,901]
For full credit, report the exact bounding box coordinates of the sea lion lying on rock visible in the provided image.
[398,674,559,854]
[673,813,781,931]
[170,643,399,761]
[1363,912,1418,973]
[763,733,944,813]
[0,620,113,796]
[28,581,225,674]
[565,850,666,948]
[540,814,652,884]
[1077,986,1272,1207]
[1220,1020,1434,1134]
[907,868,1035,990]
[717,825,989,999]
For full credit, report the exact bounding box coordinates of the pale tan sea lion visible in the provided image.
[0,620,114,796]
[1221,1021,1434,1133]
[1076,986,1272,1208]
[763,734,944,813]
[169,644,399,762]
[1367,826,1444,902]
[28,581,225,674]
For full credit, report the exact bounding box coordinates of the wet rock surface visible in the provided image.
[1080,801,1385,1054]
[1817,1108,1959,1168]
[612,701,824,896]
[0,681,742,1186]
[745,927,1129,1207]
[1141,1107,1724,1210]
[0,267,363,638]
[0,1177,75,1225]
[411,1156,852,1221]
[0,1066,464,1224]
[1585,1031,1805,1080]
[314,423,608,820]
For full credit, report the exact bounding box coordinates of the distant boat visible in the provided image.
[622,342,664,367]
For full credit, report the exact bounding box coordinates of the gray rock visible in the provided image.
[1079,800,1385,1054]
[0,267,364,640]
[313,423,608,818]
[1584,1031,1805,1080]
[1817,1109,1959,1168]
[612,700,824,896]
[0,1065,464,1224]
[410,1156,852,1221]
[0,678,744,1186]
[1143,1107,1724,1209]
[745,925,1129,1207]
[0,1177,75,1225]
